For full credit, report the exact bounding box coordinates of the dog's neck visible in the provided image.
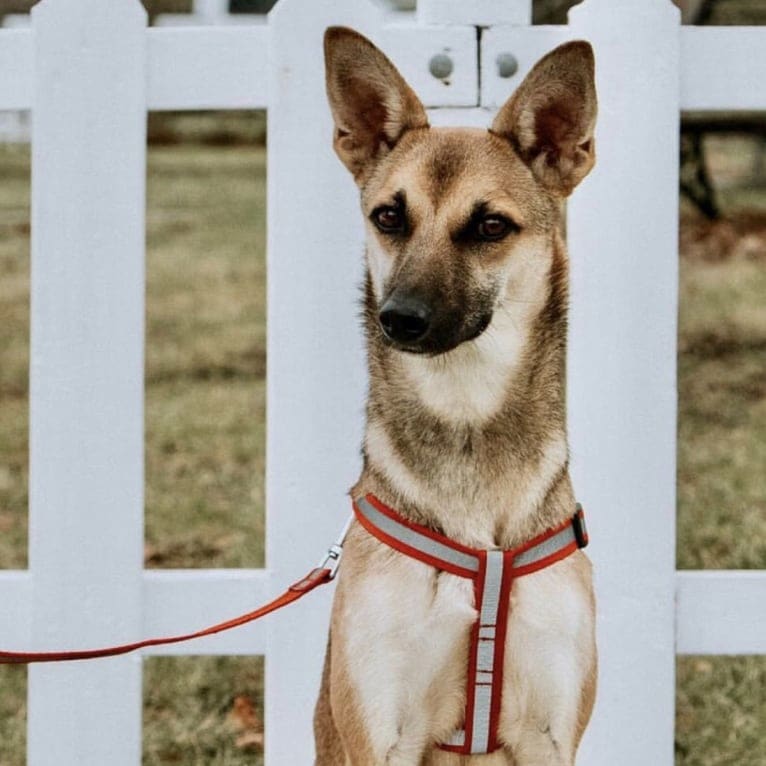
[355,232,575,550]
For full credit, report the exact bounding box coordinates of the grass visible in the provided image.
[144,146,266,569]
[0,664,25,766]
[676,656,766,765]
[677,250,766,570]
[0,145,30,571]
[676,138,766,571]
[143,656,264,766]
[0,134,764,763]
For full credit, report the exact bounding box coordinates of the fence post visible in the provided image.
[28,1,147,764]
[265,0,390,761]
[566,1,680,763]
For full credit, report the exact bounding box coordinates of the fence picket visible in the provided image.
[265,0,384,760]
[567,1,681,764]
[418,0,531,26]
[27,1,147,763]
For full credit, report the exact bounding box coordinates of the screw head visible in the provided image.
[496,52,518,78]
[429,53,454,80]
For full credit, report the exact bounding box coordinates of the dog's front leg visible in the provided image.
[314,636,347,766]
[498,555,596,766]
[331,696,430,766]
[505,726,574,766]
[328,556,476,766]
[329,632,433,766]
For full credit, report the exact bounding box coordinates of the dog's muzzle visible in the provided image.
[377,291,493,355]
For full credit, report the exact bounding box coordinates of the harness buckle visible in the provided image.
[572,506,589,549]
[317,543,344,580]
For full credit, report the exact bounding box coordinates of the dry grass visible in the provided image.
[0,137,764,764]
[676,655,766,765]
[0,663,25,766]
[677,247,766,571]
[0,145,30,571]
[143,146,266,570]
[143,656,265,766]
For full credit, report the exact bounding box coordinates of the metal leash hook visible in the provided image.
[317,514,354,580]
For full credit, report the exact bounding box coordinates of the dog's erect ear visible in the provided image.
[491,41,597,196]
[324,26,428,181]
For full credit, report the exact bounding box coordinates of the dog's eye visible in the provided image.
[477,216,512,241]
[373,206,404,233]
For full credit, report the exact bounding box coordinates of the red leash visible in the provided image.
[0,522,350,665]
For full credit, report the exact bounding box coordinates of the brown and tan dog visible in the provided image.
[315,27,598,766]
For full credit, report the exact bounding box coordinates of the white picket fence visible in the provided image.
[0,0,764,763]
[154,0,269,26]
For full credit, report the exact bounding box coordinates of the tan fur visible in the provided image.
[316,27,598,765]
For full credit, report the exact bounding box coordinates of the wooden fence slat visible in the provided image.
[378,26,478,107]
[0,30,32,110]
[190,0,229,23]
[265,0,411,761]
[566,1,680,764]
[480,26,572,107]
[681,27,766,110]
[147,23,479,111]
[2,25,764,113]
[677,571,766,655]
[147,26,270,110]
[0,572,32,647]
[142,570,271,655]
[27,1,147,763]
[0,24,479,112]
[418,0,531,26]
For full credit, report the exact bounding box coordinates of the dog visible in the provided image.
[315,27,598,766]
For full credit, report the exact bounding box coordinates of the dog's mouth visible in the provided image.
[380,311,493,356]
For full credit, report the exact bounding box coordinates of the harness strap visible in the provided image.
[353,494,588,755]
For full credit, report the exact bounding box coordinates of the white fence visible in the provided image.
[0,0,764,763]
[154,0,269,26]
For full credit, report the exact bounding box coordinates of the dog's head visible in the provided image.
[324,27,596,356]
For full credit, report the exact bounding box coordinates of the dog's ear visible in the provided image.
[324,26,428,182]
[491,41,597,196]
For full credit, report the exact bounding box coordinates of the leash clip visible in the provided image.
[318,544,344,580]
[316,514,354,580]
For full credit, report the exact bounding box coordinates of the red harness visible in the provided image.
[0,495,587,757]
[352,494,589,756]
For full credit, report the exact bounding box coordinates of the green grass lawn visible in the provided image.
[675,239,766,766]
[0,138,764,764]
[144,146,266,570]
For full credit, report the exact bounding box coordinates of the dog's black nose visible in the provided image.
[379,294,432,345]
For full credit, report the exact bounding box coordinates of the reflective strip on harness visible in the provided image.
[353,494,588,756]
[469,550,506,753]
[514,523,576,567]
[354,496,479,576]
